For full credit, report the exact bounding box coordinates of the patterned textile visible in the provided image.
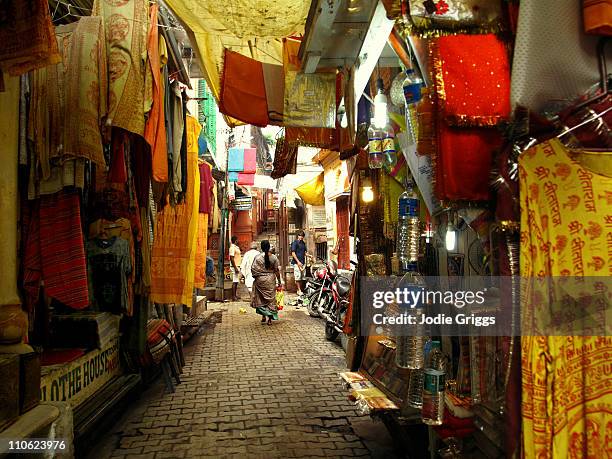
[430,34,510,127]
[151,116,201,305]
[59,18,108,166]
[24,190,89,310]
[144,3,168,183]
[0,0,61,76]
[194,214,209,290]
[27,18,107,197]
[271,135,298,179]
[583,0,612,35]
[93,0,147,136]
[141,319,173,366]
[519,139,612,458]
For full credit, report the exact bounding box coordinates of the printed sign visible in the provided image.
[40,338,121,407]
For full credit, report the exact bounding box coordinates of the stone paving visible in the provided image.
[93,298,378,458]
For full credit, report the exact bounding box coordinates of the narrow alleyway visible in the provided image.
[89,298,398,458]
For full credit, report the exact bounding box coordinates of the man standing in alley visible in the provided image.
[229,236,242,301]
[291,230,308,298]
[240,241,260,298]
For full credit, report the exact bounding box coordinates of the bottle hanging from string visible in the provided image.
[397,178,420,273]
[403,68,424,145]
[421,340,447,425]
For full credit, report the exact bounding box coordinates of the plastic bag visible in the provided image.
[275,288,285,310]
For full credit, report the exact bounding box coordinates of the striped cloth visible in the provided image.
[140,319,174,366]
[24,190,89,310]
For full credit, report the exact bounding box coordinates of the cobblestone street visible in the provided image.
[89,298,395,458]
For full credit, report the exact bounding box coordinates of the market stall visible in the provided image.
[290,0,612,457]
[0,0,217,450]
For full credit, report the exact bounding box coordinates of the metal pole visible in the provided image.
[215,129,233,301]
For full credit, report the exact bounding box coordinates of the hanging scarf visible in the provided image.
[431,34,511,127]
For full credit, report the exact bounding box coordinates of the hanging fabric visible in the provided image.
[435,124,501,201]
[93,0,148,136]
[151,116,202,306]
[144,2,168,183]
[237,173,255,186]
[0,0,61,78]
[431,34,511,127]
[228,147,245,172]
[583,0,612,35]
[243,148,257,173]
[24,190,89,310]
[220,50,274,127]
[519,138,612,458]
[295,173,325,206]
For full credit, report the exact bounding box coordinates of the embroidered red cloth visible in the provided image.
[432,34,511,127]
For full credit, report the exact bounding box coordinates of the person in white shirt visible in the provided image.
[240,242,260,296]
[229,236,242,301]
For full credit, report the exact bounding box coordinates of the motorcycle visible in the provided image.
[303,259,338,318]
[323,274,351,341]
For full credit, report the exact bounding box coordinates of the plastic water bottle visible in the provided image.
[421,341,446,425]
[422,369,445,425]
[407,369,425,408]
[368,121,384,169]
[403,69,423,144]
[382,121,397,171]
[397,180,420,273]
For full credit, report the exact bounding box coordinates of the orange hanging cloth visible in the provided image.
[583,0,612,35]
[144,3,168,183]
[220,50,270,127]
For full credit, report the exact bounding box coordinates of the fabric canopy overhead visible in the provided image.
[164,0,310,127]
[295,173,325,206]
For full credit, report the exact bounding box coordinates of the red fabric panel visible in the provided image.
[237,173,255,186]
[436,125,501,201]
[39,191,89,309]
[199,162,214,214]
[220,50,269,127]
[434,34,511,127]
[243,148,257,173]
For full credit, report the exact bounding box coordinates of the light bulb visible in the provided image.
[341,112,348,128]
[362,186,374,203]
[445,222,456,252]
[373,92,388,129]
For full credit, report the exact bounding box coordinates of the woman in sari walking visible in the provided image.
[251,240,283,324]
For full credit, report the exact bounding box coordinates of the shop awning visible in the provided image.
[164,0,311,126]
[295,173,325,206]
